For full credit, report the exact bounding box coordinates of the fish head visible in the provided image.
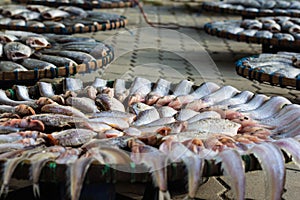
[26,37,51,49]
[4,42,33,61]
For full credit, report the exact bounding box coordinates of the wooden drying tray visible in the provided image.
[202,1,300,19]
[0,45,114,87]
[0,15,127,34]
[11,0,136,9]
[204,21,300,52]
[236,56,300,90]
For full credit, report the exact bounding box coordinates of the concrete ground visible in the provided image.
[4,0,300,199]
[76,1,300,199]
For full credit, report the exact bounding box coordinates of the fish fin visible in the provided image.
[0,184,8,199]
[33,183,40,198]
[158,190,171,200]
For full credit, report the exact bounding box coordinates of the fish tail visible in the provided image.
[33,183,40,198]
[0,184,8,199]
[158,190,171,200]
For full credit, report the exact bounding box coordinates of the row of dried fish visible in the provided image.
[204,0,300,14]
[207,16,300,41]
[12,0,133,5]
[241,51,300,78]
[0,30,109,71]
[0,4,122,28]
[0,77,299,199]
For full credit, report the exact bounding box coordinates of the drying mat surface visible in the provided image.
[0,32,114,85]
[11,0,136,9]
[202,0,300,18]
[204,17,300,49]
[0,76,299,199]
[0,4,127,34]
[236,52,300,89]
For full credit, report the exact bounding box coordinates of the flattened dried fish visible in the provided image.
[4,42,33,61]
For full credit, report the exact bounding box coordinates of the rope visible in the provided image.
[132,0,203,30]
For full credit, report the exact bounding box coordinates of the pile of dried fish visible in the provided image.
[205,16,300,41]
[0,5,126,33]
[12,0,135,9]
[0,76,299,200]
[203,0,300,17]
[0,30,111,72]
[239,51,300,78]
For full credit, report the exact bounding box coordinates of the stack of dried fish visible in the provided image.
[240,51,300,78]
[0,5,125,31]
[0,30,110,72]
[0,76,299,200]
[205,16,300,41]
[11,0,135,9]
[203,0,300,17]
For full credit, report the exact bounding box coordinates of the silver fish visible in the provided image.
[8,19,26,26]
[254,30,273,39]
[41,104,87,118]
[47,128,97,147]
[88,117,129,130]
[41,9,70,20]
[130,102,154,115]
[37,82,55,97]
[143,117,176,127]
[230,94,269,112]
[21,58,57,70]
[130,141,171,200]
[127,77,152,106]
[42,21,65,28]
[175,109,199,121]
[0,18,11,25]
[172,80,194,96]
[215,91,254,107]
[243,96,291,120]
[187,118,241,136]
[0,90,36,107]
[4,42,33,61]
[133,108,160,126]
[26,5,51,13]
[12,85,32,101]
[26,21,45,28]
[21,36,50,49]
[113,78,129,103]
[64,78,83,92]
[215,149,245,200]
[0,33,18,44]
[2,6,30,17]
[146,78,171,105]
[201,85,239,105]
[58,6,88,18]
[187,111,221,123]
[14,11,40,21]
[44,50,96,64]
[159,138,204,199]
[95,94,125,112]
[91,110,136,124]
[66,97,99,114]
[248,143,285,200]
[190,82,220,99]
[92,78,107,88]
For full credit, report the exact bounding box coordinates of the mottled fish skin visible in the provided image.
[12,85,32,101]
[37,54,78,67]
[146,78,171,105]
[249,143,285,200]
[243,96,291,120]
[215,149,245,200]
[133,108,160,127]
[48,129,97,147]
[0,33,18,44]
[95,93,125,112]
[143,117,176,127]
[37,82,55,97]
[159,138,204,199]
[229,94,269,112]
[4,42,33,61]
[66,97,99,114]
[21,58,57,70]
[41,104,87,119]
[42,50,96,64]
[58,6,88,18]
[187,118,241,136]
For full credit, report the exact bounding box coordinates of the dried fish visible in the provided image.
[95,94,125,112]
[4,42,33,61]
[41,104,87,118]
